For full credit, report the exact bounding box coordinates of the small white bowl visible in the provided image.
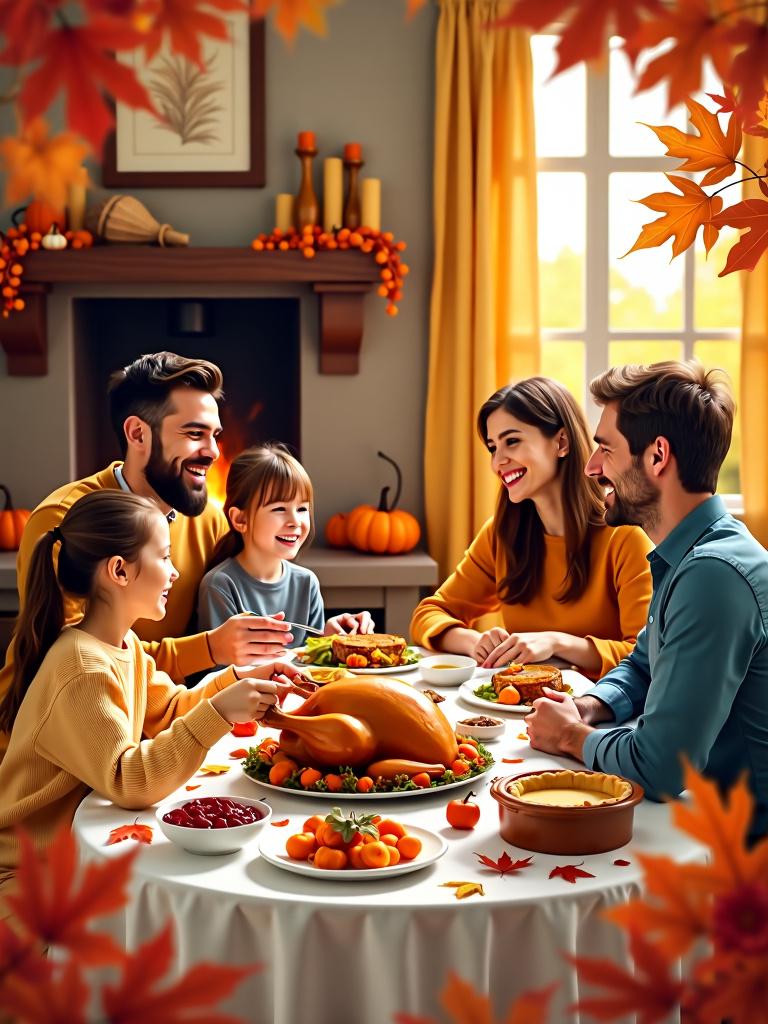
[419,654,477,686]
[454,715,506,741]
[156,794,271,855]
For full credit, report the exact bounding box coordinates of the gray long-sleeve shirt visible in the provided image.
[583,496,768,841]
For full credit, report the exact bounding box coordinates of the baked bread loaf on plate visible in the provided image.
[331,633,407,667]
[491,664,563,704]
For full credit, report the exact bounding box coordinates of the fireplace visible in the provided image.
[72,296,301,501]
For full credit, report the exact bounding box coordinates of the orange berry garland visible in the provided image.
[251,224,408,316]
[0,223,93,319]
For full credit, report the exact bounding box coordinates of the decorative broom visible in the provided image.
[85,195,190,246]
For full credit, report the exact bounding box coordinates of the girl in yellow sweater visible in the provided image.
[0,490,301,896]
[410,378,653,678]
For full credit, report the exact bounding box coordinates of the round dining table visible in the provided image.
[73,663,705,1024]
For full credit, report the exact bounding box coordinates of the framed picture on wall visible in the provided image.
[102,15,265,188]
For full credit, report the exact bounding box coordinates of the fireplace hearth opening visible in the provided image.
[73,297,301,504]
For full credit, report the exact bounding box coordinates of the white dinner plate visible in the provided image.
[458,670,593,715]
[258,823,447,880]
[293,648,421,675]
[243,767,491,799]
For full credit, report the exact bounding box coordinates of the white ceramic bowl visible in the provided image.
[419,654,477,686]
[156,794,271,855]
[454,715,506,741]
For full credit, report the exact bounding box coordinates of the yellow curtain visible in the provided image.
[425,0,539,579]
[740,132,768,544]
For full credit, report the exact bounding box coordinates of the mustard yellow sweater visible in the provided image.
[0,627,236,893]
[0,463,229,759]
[410,519,653,678]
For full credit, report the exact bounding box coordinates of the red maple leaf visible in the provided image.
[136,0,245,69]
[102,922,256,1023]
[474,851,534,876]
[494,0,664,75]
[0,0,61,65]
[549,862,595,884]
[18,18,155,153]
[229,747,249,758]
[568,927,685,1021]
[0,958,89,1024]
[614,859,631,866]
[725,18,768,130]
[106,821,154,846]
[270,818,290,827]
[628,0,735,110]
[708,85,739,115]
[185,784,201,791]
[501,758,525,764]
[5,824,137,965]
[712,198,768,275]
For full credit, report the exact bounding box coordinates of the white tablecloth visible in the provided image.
[73,668,705,1024]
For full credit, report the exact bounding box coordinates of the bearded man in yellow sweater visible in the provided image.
[0,352,294,760]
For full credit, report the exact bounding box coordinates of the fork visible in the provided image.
[245,614,325,636]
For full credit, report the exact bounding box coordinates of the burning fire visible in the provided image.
[207,439,232,509]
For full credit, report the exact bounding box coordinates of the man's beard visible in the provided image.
[145,434,211,517]
[601,459,660,533]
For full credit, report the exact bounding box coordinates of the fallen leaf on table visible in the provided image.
[185,784,201,791]
[440,881,485,900]
[271,819,290,827]
[549,862,595,884]
[614,859,631,866]
[229,748,249,759]
[502,757,525,764]
[198,764,230,776]
[475,851,534,876]
[106,822,153,847]
[516,732,528,741]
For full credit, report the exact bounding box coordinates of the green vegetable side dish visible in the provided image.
[242,741,494,794]
[296,636,422,668]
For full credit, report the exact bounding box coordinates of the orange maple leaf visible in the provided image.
[18,17,155,153]
[102,922,256,1023]
[135,0,246,69]
[628,0,736,110]
[394,973,556,1024]
[669,760,768,887]
[0,117,89,208]
[5,824,137,966]
[604,853,711,958]
[106,822,154,846]
[0,959,89,1024]
[251,0,339,42]
[494,0,664,75]
[644,97,741,187]
[569,927,685,1022]
[711,198,768,274]
[624,174,722,259]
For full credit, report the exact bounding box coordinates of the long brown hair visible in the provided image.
[477,378,605,606]
[0,491,162,732]
[209,444,315,568]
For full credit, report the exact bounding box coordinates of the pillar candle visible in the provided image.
[66,166,88,232]
[361,177,381,232]
[275,193,294,232]
[323,158,343,232]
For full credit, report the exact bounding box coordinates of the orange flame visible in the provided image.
[207,438,232,510]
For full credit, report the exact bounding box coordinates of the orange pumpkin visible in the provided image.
[346,452,421,555]
[19,201,66,236]
[325,512,350,548]
[0,484,31,551]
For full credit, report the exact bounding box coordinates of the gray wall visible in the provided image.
[0,1,437,536]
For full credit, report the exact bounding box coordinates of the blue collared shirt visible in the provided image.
[583,495,768,840]
[113,464,176,522]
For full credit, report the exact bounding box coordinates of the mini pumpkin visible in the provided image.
[0,484,31,551]
[346,452,421,555]
[41,224,67,250]
[325,512,350,548]
[16,201,66,237]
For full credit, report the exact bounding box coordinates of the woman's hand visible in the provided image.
[324,611,375,636]
[207,612,294,665]
[476,630,559,669]
[210,661,304,724]
[472,627,511,666]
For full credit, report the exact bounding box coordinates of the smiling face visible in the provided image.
[124,514,179,622]
[144,388,222,516]
[241,496,312,566]
[485,407,567,506]
[586,402,661,530]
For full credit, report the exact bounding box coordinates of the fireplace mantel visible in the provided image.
[1,247,381,376]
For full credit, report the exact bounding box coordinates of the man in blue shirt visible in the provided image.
[527,360,768,841]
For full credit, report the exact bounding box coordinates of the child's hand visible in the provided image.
[324,611,375,636]
[206,612,294,664]
[210,678,281,725]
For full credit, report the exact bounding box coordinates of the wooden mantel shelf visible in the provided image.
[1,247,381,376]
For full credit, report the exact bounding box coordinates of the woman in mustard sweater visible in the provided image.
[0,490,301,899]
[410,378,653,678]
